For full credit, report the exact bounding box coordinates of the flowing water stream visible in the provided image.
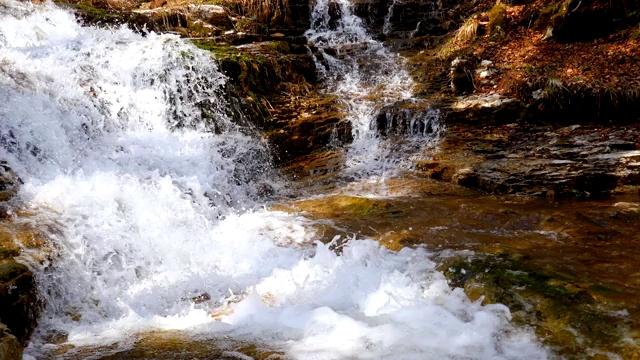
[0,0,549,358]
[305,0,441,179]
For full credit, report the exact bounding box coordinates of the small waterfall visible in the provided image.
[306,0,441,178]
[382,0,397,36]
[0,1,547,358]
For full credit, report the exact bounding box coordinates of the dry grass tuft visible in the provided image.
[437,17,479,59]
[232,0,288,25]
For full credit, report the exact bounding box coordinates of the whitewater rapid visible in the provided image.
[0,1,547,358]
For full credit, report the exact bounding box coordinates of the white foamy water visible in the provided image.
[305,0,442,178]
[0,1,547,358]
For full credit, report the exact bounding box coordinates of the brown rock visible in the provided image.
[0,260,39,344]
[0,324,21,360]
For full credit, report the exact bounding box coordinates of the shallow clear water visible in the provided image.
[0,1,547,358]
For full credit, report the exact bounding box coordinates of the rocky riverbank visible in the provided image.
[1,0,639,357]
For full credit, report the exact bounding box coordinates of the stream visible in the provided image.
[0,0,638,359]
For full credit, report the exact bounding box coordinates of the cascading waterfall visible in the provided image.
[382,0,397,36]
[306,0,442,178]
[1,0,548,358]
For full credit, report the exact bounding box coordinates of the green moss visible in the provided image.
[487,4,507,39]
[192,40,238,56]
[535,0,572,30]
[440,254,639,358]
[55,1,166,32]
[267,41,291,54]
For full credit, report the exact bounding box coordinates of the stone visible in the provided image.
[487,4,506,39]
[449,94,522,124]
[0,164,20,203]
[327,0,342,30]
[92,0,147,11]
[186,5,229,27]
[375,99,440,137]
[450,57,475,95]
[0,259,39,345]
[0,324,21,360]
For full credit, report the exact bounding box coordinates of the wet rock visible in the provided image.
[428,123,640,197]
[0,163,21,203]
[62,2,167,33]
[190,292,211,304]
[375,99,440,137]
[0,259,38,344]
[327,0,342,30]
[0,323,21,360]
[353,0,450,38]
[265,110,352,164]
[351,0,388,34]
[91,0,146,11]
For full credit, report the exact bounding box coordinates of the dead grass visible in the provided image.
[230,0,288,24]
[437,16,479,59]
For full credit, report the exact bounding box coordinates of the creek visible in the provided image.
[0,0,638,359]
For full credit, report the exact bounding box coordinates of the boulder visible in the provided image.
[429,123,640,197]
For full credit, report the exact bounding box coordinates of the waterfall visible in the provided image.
[0,0,547,358]
[306,0,441,178]
[382,0,397,36]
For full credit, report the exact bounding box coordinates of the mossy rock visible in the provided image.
[487,4,507,39]
[57,2,166,33]
[440,254,640,358]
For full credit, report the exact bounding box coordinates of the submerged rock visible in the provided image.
[440,254,640,359]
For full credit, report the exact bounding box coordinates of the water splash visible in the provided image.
[0,1,547,358]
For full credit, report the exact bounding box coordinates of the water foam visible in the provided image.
[0,1,547,358]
